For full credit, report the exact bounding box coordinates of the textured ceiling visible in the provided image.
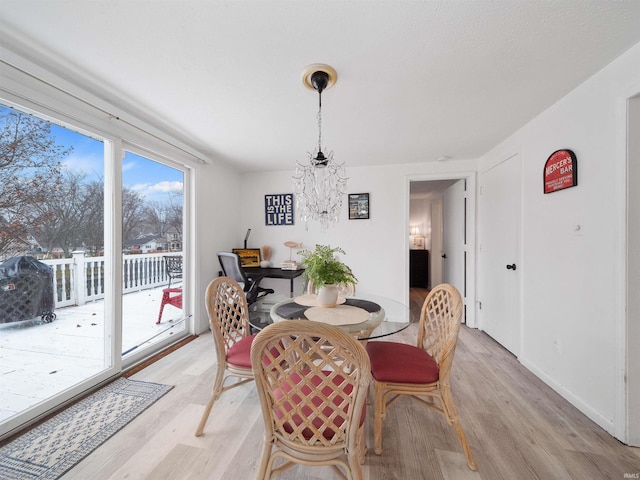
[2,1,640,172]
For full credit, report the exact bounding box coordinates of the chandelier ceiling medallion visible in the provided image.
[293,64,348,230]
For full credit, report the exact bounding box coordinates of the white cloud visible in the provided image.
[122,160,136,172]
[128,181,183,199]
[149,181,183,193]
[130,183,150,193]
[61,153,103,179]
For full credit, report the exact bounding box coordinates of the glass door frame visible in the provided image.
[119,142,192,369]
[0,105,193,440]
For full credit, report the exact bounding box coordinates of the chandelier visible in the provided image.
[293,64,347,230]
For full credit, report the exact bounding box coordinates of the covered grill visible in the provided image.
[0,256,56,324]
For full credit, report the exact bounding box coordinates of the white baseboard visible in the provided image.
[518,356,615,436]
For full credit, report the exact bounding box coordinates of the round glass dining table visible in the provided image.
[252,292,414,340]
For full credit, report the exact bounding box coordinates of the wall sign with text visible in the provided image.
[544,149,577,194]
[265,193,294,225]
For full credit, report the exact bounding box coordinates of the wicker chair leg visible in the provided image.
[357,424,367,464]
[373,381,385,455]
[440,386,478,471]
[255,438,273,480]
[194,365,225,437]
[347,452,363,480]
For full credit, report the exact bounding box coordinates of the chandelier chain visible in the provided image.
[317,108,322,154]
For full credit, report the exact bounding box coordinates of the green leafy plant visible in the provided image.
[298,244,357,289]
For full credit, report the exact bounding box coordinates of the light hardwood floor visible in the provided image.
[60,289,640,479]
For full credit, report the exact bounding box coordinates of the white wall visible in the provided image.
[192,160,243,333]
[409,197,432,250]
[240,160,477,305]
[478,41,640,436]
[442,180,466,295]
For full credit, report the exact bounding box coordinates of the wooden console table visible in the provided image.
[409,249,429,288]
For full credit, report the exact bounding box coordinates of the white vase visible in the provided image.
[317,284,339,308]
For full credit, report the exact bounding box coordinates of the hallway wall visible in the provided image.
[478,41,640,439]
[239,161,477,304]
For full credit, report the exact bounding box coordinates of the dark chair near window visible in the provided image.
[157,255,183,324]
[217,252,274,305]
[164,255,183,288]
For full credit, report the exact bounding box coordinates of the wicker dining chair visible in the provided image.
[250,320,371,480]
[365,283,477,470]
[195,276,256,437]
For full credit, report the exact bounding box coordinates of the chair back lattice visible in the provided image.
[164,255,183,288]
[251,320,370,450]
[417,283,463,372]
[206,277,251,354]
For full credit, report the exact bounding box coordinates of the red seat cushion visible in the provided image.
[366,341,439,384]
[273,370,366,441]
[226,334,256,368]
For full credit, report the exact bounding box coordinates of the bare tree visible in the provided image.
[33,171,87,257]
[122,186,146,243]
[81,180,104,255]
[143,200,168,238]
[165,191,183,237]
[0,108,69,259]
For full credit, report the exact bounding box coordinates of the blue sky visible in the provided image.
[51,124,183,204]
[2,104,182,204]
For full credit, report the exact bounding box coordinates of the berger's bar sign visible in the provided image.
[544,149,577,194]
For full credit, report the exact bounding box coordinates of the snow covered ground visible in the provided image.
[0,286,185,422]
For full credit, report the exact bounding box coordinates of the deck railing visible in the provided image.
[42,252,182,308]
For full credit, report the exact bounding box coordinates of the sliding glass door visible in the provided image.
[0,102,191,438]
[0,104,111,435]
[121,151,186,360]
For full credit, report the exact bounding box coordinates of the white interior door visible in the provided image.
[430,200,443,287]
[627,94,640,445]
[442,180,465,296]
[478,154,521,355]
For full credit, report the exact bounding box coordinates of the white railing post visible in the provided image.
[73,250,87,306]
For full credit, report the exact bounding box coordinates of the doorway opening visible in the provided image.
[407,173,476,327]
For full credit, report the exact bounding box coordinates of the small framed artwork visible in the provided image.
[413,235,425,249]
[232,248,261,267]
[349,193,370,220]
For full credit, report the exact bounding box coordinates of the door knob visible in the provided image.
[506,263,517,270]
[441,254,447,259]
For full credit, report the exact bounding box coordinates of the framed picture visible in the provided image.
[349,193,370,220]
[264,193,294,225]
[232,248,261,267]
[413,235,425,249]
